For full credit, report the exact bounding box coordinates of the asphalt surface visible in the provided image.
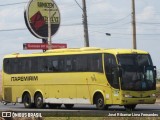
[0,103,160,117]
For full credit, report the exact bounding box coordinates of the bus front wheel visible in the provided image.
[23,93,34,108]
[34,93,45,109]
[95,94,105,110]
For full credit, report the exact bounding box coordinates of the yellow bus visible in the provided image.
[2,47,157,110]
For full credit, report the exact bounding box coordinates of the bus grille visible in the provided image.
[4,87,12,102]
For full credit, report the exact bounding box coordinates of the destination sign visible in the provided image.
[23,43,67,50]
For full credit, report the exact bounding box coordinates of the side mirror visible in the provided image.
[153,66,157,78]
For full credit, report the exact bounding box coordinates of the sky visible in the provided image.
[0,0,160,74]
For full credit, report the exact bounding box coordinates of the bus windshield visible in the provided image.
[117,54,156,91]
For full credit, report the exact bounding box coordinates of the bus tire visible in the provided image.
[23,93,34,108]
[3,101,7,105]
[124,104,136,111]
[95,93,105,110]
[34,93,45,109]
[64,104,74,109]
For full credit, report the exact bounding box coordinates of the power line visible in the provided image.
[61,23,82,26]
[89,29,160,36]
[0,2,27,7]
[105,22,131,29]
[0,23,83,32]
[0,28,26,32]
[74,0,83,10]
[109,33,160,36]
[137,22,160,24]
[88,14,131,26]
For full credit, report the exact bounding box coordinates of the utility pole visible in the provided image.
[82,0,89,47]
[132,0,137,49]
[48,9,52,50]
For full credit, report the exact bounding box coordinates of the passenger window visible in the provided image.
[65,59,72,71]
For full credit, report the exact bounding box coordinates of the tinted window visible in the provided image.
[3,54,103,74]
[104,54,119,89]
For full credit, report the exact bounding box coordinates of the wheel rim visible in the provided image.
[97,98,103,108]
[24,95,30,106]
[3,102,7,105]
[23,93,31,108]
[36,96,43,107]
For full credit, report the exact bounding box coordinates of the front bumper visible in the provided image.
[120,97,156,105]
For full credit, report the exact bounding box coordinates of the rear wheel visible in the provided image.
[64,104,74,109]
[124,104,136,111]
[34,93,45,109]
[3,101,7,105]
[23,93,34,108]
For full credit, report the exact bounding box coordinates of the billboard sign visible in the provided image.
[24,0,61,39]
[23,43,67,50]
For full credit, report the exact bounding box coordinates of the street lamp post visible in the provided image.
[48,9,52,50]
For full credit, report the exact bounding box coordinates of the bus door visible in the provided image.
[104,54,120,104]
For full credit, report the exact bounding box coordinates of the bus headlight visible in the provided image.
[123,94,132,98]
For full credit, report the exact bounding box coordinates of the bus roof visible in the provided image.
[3,47,149,58]
[105,48,149,55]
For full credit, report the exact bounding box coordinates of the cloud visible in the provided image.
[137,6,155,21]
[88,1,118,16]
[0,6,25,29]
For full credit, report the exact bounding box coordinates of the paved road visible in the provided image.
[0,103,160,117]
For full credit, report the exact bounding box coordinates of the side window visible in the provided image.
[38,57,46,72]
[22,58,31,73]
[46,57,59,72]
[58,57,65,72]
[52,60,59,72]
[17,58,23,73]
[75,55,88,72]
[11,59,18,74]
[3,54,103,74]
[65,58,72,71]
[30,58,38,72]
[104,54,119,89]
[3,59,11,74]
[88,54,103,72]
